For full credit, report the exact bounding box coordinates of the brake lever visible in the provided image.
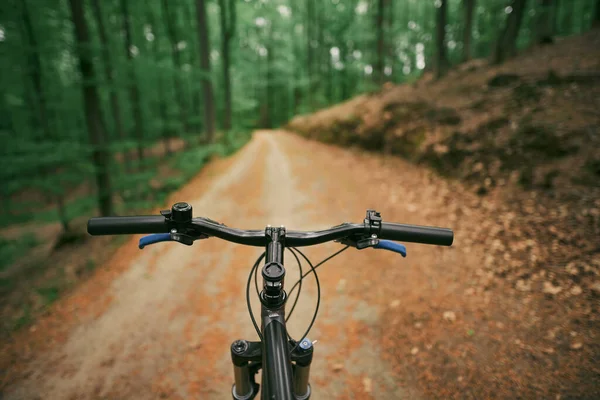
[337,235,379,249]
[170,229,209,246]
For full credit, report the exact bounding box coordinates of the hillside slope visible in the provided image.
[286,31,600,397]
[287,30,600,289]
[287,30,600,194]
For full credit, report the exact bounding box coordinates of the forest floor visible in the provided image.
[1,131,598,399]
[0,133,247,335]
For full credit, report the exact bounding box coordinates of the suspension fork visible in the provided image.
[230,339,313,400]
[231,226,313,399]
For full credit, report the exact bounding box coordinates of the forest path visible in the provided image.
[2,131,466,399]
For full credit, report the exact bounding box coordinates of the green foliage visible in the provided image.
[0,233,40,272]
[35,285,60,305]
[11,304,32,331]
[0,0,596,230]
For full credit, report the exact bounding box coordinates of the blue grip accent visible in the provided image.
[374,240,407,257]
[139,233,172,249]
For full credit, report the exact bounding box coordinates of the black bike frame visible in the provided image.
[260,299,295,399]
[231,226,312,400]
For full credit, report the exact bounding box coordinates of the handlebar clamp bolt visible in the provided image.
[171,202,192,223]
[231,340,248,354]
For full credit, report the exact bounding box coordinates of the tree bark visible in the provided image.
[315,2,325,105]
[375,0,385,84]
[195,0,216,142]
[306,0,314,110]
[218,0,235,131]
[91,0,126,150]
[68,0,113,216]
[265,40,273,129]
[184,0,202,132]
[146,7,171,155]
[434,0,450,79]
[492,0,528,64]
[463,0,476,62]
[23,0,70,228]
[340,44,349,100]
[535,0,554,44]
[21,0,49,140]
[121,0,144,161]
[289,1,302,114]
[161,0,189,133]
[557,0,573,33]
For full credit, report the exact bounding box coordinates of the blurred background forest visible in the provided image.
[0,0,597,234]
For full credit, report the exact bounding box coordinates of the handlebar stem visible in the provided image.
[261,226,287,307]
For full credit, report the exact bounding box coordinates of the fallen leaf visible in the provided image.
[570,285,583,296]
[362,377,373,393]
[542,347,555,354]
[443,311,456,322]
[516,279,531,292]
[543,281,562,295]
[332,363,344,372]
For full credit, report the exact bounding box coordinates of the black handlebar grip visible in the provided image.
[380,222,453,246]
[87,216,169,235]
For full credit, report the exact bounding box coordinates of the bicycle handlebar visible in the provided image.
[88,215,453,247]
[87,216,168,235]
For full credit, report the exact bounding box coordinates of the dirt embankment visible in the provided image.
[287,31,600,194]
[286,31,600,398]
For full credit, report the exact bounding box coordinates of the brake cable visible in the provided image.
[246,245,350,348]
[246,252,266,340]
[284,248,303,323]
[288,247,320,354]
[286,245,350,319]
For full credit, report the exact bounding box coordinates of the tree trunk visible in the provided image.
[146,8,171,155]
[91,0,127,159]
[218,0,235,131]
[121,0,144,161]
[21,0,49,140]
[315,2,325,105]
[326,50,333,102]
[23,0,70,228]
[290,1,302,114]
[463,0,476,61]
[195,0,216,142]
[340,44,349,100]
[558,0,573,33]
[434,0,450,79]
[306,0,314,111]
[184,0,202,132]
[492,0,528,64]
[264,35,273,129]
[161,0,189,133]
[68,0,113,216]
[375,0,385,84]
[536,0,554,44]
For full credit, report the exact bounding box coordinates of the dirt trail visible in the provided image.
[3,132,436,399]
[6,131,589,399]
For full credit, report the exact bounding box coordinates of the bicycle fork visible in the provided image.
[230,339,313,400]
